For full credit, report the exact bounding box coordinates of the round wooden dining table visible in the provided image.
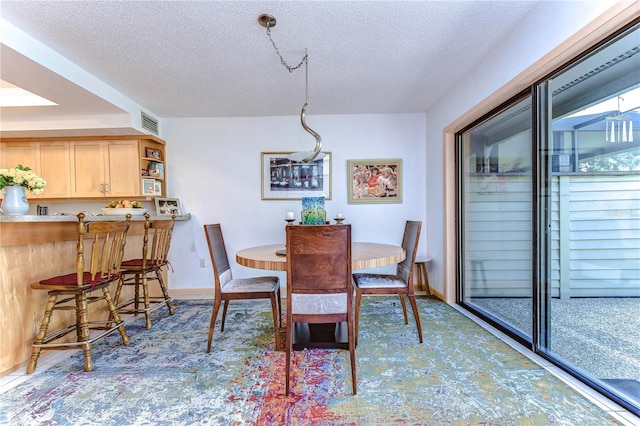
[236,242,405,271]
[236,242,405,350]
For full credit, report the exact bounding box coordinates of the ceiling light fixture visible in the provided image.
[258,14,324,163]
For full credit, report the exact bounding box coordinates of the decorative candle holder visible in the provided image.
[285,218,296,225]
[334,217,345,225]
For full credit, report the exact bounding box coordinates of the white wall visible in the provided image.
[424,0,615,297]
[163,113,427,290]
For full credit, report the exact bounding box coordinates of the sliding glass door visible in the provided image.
[457,21,640,415]
[458,94,534,345]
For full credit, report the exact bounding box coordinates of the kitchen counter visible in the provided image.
[0,213,191,374]
[0,213,191,223]
[0,213,190,247]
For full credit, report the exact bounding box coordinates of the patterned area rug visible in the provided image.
[0,298,622,425]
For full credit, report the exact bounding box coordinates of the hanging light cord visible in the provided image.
[265,23,322,163]
[266,24,307,72]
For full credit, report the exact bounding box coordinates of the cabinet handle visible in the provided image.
[104,183,110,194]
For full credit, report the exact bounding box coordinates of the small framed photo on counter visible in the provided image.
[155,197,182,216]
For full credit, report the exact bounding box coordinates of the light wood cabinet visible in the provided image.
[0,141,41,199]
[0,141,71,199]
[0,141,38,170]
[0,135,166,200]
[70,140,139,197]
[39,142,72,198]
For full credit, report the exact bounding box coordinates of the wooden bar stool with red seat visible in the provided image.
[26,213,132,374]
[114,213,176,330]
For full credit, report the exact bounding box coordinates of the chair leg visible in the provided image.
[220,300,230,332]
[207,298,222,353]
[354,290,362,347]
[270,293,280,350]
[76,293,93,372]
[408,295,423,343]
[103,287,130,346]
[285,311,292,396]
[109,275,125,326]
[141,272,152,329]
[27,294,57,374]
[399,295,409,324]
[276,287,283,328]
[155,269,175,315]
[348,314,357,395]
[130,274,139,316]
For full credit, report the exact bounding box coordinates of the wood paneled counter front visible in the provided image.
[0,214,190,375]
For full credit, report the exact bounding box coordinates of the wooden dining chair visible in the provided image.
[203,224,282,352]
[352,220,423,345]
[114,213,176,330]
[26,213,132,374]
[285,224,356,395]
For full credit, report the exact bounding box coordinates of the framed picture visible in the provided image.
[155,197,182,216]
[148,161,164,179]
[261,151,332,200]
[348,159,402,204]
[142,178,156,196]
[154,180,162,196]
[145,147,162,160]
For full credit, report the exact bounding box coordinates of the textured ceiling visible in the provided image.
[0,1,540,119]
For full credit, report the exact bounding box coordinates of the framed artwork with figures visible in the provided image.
[348,159,402,204]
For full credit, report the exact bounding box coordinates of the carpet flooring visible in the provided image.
[0,297,624,425]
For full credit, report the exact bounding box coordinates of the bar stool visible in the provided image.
[114,213,176,330]
[27,213,132,374]
[415,257,432,295]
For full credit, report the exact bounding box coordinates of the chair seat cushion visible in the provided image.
[353,273,406,289]
[221,276,279,293]
[291,293,347,315]
[39,271,120,288]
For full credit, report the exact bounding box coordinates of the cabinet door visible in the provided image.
[39,142,72,198]
[70,141,107,197]
[0,141,41,199]
[105,140,140,197]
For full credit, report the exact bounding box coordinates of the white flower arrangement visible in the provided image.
[0,164,47,195]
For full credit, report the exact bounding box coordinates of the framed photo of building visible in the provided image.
[261,151,332,200]
[155,197,182,216]
[348,158,402,204]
